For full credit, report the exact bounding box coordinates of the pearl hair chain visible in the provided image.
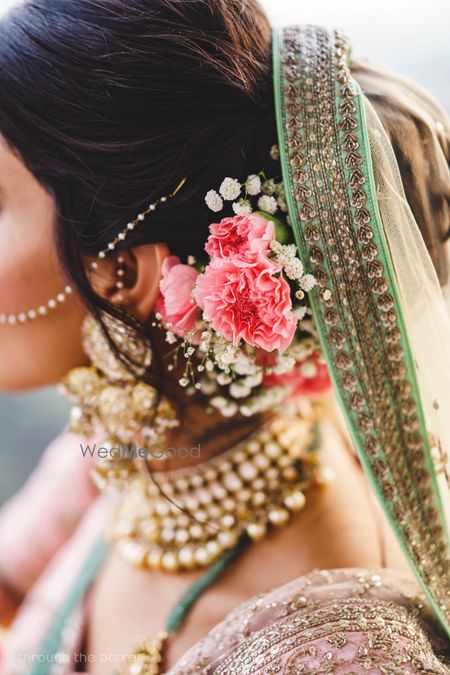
[1,178,186,326]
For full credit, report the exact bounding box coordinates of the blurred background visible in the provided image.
[0,0,449,505]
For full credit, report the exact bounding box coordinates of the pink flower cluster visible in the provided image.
[155,213,299,352]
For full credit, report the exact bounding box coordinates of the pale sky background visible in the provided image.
[0,0,449,504]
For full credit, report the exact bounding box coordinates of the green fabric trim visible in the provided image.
[30,538,110,675]
[166,533,251,634]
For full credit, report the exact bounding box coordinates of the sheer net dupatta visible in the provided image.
[272,24,450,636]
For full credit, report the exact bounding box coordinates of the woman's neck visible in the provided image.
[137,324,275,472]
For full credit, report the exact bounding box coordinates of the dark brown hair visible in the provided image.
[0,0,278,380]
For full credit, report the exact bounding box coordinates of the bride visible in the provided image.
[0,1,449,673]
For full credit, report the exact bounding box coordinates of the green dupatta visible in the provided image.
[273,25,450,637]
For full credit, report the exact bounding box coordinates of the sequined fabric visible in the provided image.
[167,568,450,674]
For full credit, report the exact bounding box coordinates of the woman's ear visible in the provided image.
[85,242,170,323]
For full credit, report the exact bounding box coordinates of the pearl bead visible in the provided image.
[254,453,270,470]
[206,539,221,557]
[246,522,267,541]
[238,461,258,482]
[175,529,189,544]
[194,546,212,566]
[161,551,179,572]
[189,524,203,539]
[252,491,266,506]
[268,507,290,526]
[218,530,238,548]
[223,472,242,492]
[316,466,335,485]
[178,545,195,568]
[284,490,306,511]
[247,440,261,454]
[221,514,235,528]
[264,441,282,459]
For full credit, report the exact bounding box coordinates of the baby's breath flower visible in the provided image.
[243,371,263,388]
[273,354,296,375]
[234,353,259,376]
[261,178,277,196]
[200,379,218,395]
[217,372,232,386]
[205,189,223,212]
[293,306,308,320]
[219,177,242,201]
[229,382,252,399]
[257,194,278,214]
[232,198,252,216]
[220,401,239,417]
[165,331,177,344]
[245,174,262,195]
[299,274,317,292]
[277,194,288,213]
[299,361,318,378]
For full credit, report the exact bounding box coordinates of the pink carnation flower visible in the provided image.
[155,256,201,338]
[205,214,274,260]
[194,253,298,352]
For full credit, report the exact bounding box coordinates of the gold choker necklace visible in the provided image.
[106,407,333,572]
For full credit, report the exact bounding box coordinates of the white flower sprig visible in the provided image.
[270,239,317,301]
[204,168,290,217]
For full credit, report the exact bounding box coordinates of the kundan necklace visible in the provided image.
[107,405,332,574]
